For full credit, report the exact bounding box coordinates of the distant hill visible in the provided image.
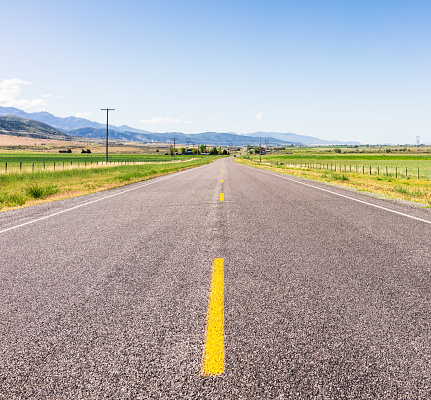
[248,131,362,146]
[68,128,293,146]
[0,106,362,145]
[0,106,150,134]
[0,115,72,140]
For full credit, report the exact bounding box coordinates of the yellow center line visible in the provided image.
[221,179,224,183]
[220,193,224,201]
[202,258,225,376]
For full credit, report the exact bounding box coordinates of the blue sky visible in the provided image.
[1,0,430,144]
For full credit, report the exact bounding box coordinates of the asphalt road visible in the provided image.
[1,158,430,399]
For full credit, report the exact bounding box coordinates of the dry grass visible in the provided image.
[236,158,431,206]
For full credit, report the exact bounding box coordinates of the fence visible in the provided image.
[0,159,170,174]
[267,161,431,181]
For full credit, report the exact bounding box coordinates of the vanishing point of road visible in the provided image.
[1,158,430,399]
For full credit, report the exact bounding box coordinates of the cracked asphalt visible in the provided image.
[1,158,430,399]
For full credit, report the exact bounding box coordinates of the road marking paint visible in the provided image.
[202,258,225,376]
[252,167,431,225]
[220,193,224,201]
[0,165,209,235]
[221,179,224,183]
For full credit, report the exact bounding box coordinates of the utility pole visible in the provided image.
[259,138,262,162]
[172,138,176,161]
[101,108,115,163]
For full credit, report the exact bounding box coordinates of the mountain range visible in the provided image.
[0,106,362,146]
[0,115,72,140]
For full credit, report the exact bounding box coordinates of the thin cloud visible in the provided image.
[75,112,94,118]
[0,78,45,110]
[140,116,196,125]
[256,112,265,120]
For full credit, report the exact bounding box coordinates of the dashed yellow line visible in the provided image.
[220,193,224,201]
[202,258,225,376]
[221,179,224,183]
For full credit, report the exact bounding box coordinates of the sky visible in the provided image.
[1,0,430,144]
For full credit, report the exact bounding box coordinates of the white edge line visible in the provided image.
[243,163,431,225]
[0,165,207,234]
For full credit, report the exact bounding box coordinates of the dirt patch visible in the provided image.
[0,134,73,147]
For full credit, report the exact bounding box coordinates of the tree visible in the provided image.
[209,147,218,155]
[192,148,199,155]
[334,148,341,153]
[200,144,207,153]
[254,146,263,154]
[180,147,186,154]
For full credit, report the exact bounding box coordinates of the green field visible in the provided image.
[247,153,431,180]
[0,157,214,211]
[0,153,202,174]
[237,152,431,206]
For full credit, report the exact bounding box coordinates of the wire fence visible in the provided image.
[0,159,191,174]
[266,161,431,181]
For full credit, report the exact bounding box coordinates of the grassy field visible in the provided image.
[252,153,431,179]
[0,153,204,174]
[237,153,431,206]
[0,157,213,212]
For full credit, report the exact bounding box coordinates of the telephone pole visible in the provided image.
[172,138,176,161]
[101,108,115,163]
[259,138,262,163]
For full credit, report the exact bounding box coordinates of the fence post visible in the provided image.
[363,165,364,174]
[386,166,388,176]
[20,162,22,171]
[32,162,34,172]
[54,162,55,171]
[44,162,45,170]
[378,166,379,175]
[406,167,408,179]
[369,165,371,175]
[418,168,419,179]
[63,162,64,170]
[5,162,6,173]
[396,166,397,178]
[350,164,351,172]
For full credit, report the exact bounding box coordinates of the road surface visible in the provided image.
[1,158,430,399]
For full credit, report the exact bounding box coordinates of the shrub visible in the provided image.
[393,186,409,195]
[331,173,349,181]
[26,184,59,199]
[0,193,27,208]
